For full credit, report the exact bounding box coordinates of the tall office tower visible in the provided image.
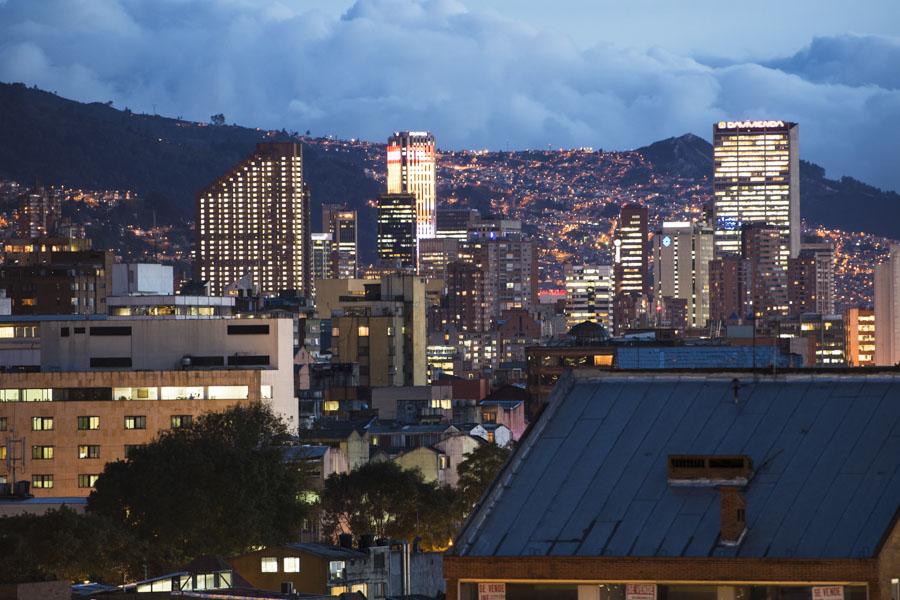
[708,256,752,325]
[311,232,333,281]
[742,223,789,317]
[419,237,459,281]
[713,120,800,266]
[787,241,835,316]
[846,307,875,367]
[377,193,418,269]
[614,203,650,296]
[387,131,436,242]
[564,264,614,331]
[446,260,485,332]
[322,206,358,279]
[459,219,537,329]
[875,245,900,366]
[652,221,715,328]
[196,142,310,297]
[436,208,480,240]
[18,186,60,238]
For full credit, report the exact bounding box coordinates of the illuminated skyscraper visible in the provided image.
[377,193,417,268]
[387,131,436,242]
[323,205,358,279]
[564,264,614,331]
[846,307,875,367]
[311,232,333,282]
[652,221,715,328]
[436,208,479,241]
[713,120,799,266]
[613,203,649,296]
[196,142,310,297]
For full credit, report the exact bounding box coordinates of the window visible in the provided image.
[161,386,204,400]
[61,327,70,337]
[260,557,278,573]
[124,415,147,430]
[0,389,19,402]
[329,561,346,581]
[207,385,249,400]
[74,327,85,334]
[78,445,100,459]
[31,416,53,431]
[171,415,193,429]
[113,387,158,401]
[90,357,132,368]
[0,417,6,431]
[89,326,132,336]
[227,324,269,335]
[32,445,54,460]
[124,444,143,458]
[23,388,52,402]
[32,474,53,489]
[358,325,369,337]
[439,455,449,470]
[190,355,225,367]
[77,474,99,488]
[77,416,100,430]
[283,557,300,573]
[260,385,273,399]
[0,447,5,460]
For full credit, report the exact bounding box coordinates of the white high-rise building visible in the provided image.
[565,264,614,331]
[875,245,900,366]
[387,131,436,243]
[197,142,310,297]
[713,120,799,267]
[652,221,715,328]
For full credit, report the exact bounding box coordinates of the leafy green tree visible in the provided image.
[88,404,308,572]
[0,507,143,583]
[455,443,512,511]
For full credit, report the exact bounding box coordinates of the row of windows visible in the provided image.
[0,385,262,402]
[28,414,191,431]
[31,474,99,489]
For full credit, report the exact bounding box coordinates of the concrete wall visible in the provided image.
[390,550,445,597]
[112,263,174,296]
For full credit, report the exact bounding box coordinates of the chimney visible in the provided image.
[719,486,747,545]
[338,533,353,549]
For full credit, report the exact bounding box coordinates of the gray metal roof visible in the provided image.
[453,371,900,559]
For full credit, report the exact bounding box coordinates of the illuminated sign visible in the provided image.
[717,216,742,231]
[812,588,844,600]
[662,235,672,247]
[717,120,785,129]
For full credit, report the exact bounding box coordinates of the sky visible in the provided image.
[1,0,899,191]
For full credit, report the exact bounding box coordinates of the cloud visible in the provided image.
[0,0,899,192]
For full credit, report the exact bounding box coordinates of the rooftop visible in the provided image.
[453,370,900,559]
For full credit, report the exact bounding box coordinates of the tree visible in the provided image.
[210,113,225,126]
[455,443,512,511]
[0,507,143,583]
[320,461,424,541]
[88,404,308,572]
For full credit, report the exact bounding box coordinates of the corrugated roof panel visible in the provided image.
[453,373,900,560]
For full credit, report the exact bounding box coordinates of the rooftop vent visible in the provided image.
[719,486,748,546]
[667,454,753,487]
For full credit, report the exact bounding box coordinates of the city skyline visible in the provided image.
[0,1,898,193]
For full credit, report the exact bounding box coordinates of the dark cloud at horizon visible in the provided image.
[1,0,899,192]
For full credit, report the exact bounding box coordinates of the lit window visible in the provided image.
[77,474,100,488]
[78,445,100,459]
[329,561,346,581]
[284,557,300,573]
[171,415,193,429]
[207,385,249,400]
[77,416,100,430]
[260,385,273,399]
[161,386,204,400]
[124,415,147,430]
[32,474,53,489]
[260,557,278,573]
[31,417,53,431]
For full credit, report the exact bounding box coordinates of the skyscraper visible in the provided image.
[708,255,752,325]
[742,223,789,317]
[387,131,436,243]
[377,193,417,268]
[874,245,900,366]
[652,221,715,328]
[311,232,333,282]
[564,264,614,331]
[196,142,310,297]
[323,205,358,279]
[613,203,649,296]
[787,241,835,316]
[713,120,799,266]
[18,185,60,238]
